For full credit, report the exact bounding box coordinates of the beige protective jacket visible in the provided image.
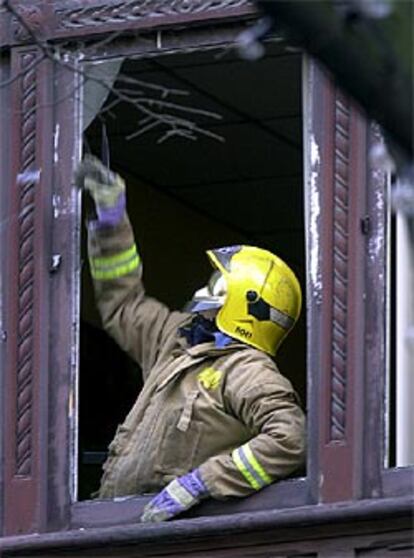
[88,216,306,500]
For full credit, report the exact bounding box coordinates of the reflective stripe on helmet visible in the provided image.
[232,443,272,490]
[90,244,140,280]
[247,295,295,330]
[269,307,295,330]
[207,244,302,355]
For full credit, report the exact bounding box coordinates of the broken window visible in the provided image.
[77,43,306,501]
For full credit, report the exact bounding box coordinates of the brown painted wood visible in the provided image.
[0,496,412,557]
[51,0,256,41]
[362,127,414,499]
[308,63,368,503]
[2,47,54,536]
[48,29,312,531]
[363,123,389,499]
[0,49,12,541]
[303,59,322,505]
[79,21,256,64]
[1,0,412,544]
[71,477,309,529]
[45,58,82,533]
[0,0,256,47]
[382,468,414,498]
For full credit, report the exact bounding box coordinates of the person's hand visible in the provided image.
[140,469,209,523]
[74,155,126,228]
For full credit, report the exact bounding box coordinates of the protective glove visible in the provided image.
[74,155,126,228]
[140,469,209,523]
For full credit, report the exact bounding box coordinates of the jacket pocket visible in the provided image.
[155,397,203,476]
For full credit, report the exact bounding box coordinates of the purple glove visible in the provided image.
[140,469,209,523]
[89,192,126,230]
[74,155,126,229]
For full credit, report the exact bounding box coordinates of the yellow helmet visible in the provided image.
[206,245,302,356]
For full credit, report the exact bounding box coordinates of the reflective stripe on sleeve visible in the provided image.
[232,443,272,490]
[90,244,140,281]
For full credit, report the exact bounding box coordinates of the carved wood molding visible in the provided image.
[329,89,351,443]
[1,0,256,48]
[14,51,38,477]
[55,0,253,30]
[12,5,43,42]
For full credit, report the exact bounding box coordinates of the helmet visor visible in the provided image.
[184,270,227,313]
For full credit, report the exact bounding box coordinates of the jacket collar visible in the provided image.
[177,314,246,357]
[184,339,246,358]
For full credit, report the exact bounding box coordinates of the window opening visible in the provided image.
[387,181,414,468]
[386,210,397,467]
[78,43,306,501]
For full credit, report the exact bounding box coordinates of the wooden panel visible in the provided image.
[0,49,11,540]
[0,0,256,47]
[356,541,414,557]
[382,468,414,498]
[2,47,53,536]
[45,60,82,532]
[71,478,309,529]
[322,89,367,502]
[362,124,388,498]
[306,61,367,503]
[0,496,412,556]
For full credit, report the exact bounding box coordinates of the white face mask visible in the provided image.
[185,271,227,313]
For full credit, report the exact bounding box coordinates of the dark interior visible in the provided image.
[79,41,305,500]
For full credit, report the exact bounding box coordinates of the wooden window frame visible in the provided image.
[0,0,411,538]
[363,128,414,500]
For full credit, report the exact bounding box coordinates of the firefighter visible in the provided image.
[76,156,306,523]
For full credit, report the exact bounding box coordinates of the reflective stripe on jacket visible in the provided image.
[88,216,306,499]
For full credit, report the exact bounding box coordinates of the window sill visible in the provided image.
[71,477,310,529]
[1,495,412,557]
[382,466,414,498]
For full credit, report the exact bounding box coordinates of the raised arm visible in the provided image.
[76,156,184,375]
